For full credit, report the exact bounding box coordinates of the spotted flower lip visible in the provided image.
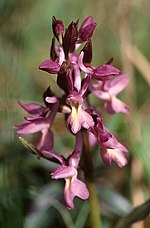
[51,149,89,209]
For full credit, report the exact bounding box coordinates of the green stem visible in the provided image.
[82,130,102,228]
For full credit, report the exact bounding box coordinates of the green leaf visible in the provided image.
[115,199,150,228]
[75,201,89,228]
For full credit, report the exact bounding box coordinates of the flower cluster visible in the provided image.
[15,16,129,209]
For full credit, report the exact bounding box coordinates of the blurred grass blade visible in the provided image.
[75,201,89,228]
[99,186,132,217]
[25,183,75,228]
[115,199,150,228]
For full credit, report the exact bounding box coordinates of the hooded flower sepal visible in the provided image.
[63,20,78,58]
[89,73,129,114]
[90,111,128,168]
[51,149,89,209]
[43,86,58,108]
[78,51,120,80]
[14,116,54,152]
[18,101,47,117]
[39,46,65,75]
[78,16,96,43]
[52,16,64,44]
[99,131,128,168]
[14,101,59,151]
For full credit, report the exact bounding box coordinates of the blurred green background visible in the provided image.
[0,0,150,227]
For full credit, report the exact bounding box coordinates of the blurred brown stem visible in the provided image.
[125,45,150,87]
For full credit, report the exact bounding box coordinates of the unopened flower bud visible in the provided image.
[63,21,78,57]
[52,16,64,44]
[79,16,96,42]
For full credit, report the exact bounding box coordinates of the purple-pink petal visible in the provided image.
[67,106,94,134]
[39,59,60,74]
[105,73,129,95]
[71,178,89,200]
[93,64,120,80]
[41,150,65,164]
[80,16,94,30]
[89,132,97,147]
[45,96,58,104]
[99,131,120,149]
[100,147,128,168]
[18,101,45,116]
[66,69,74,93]
[78,52,93,74]
[64,177,89,209]
[79,16,96,42]
[81,74,91,96]
[68,149,81,168]
[89,82,110,100]
[73,63,81,91]
[105,97,129,114]
[51,166,77,179]
[37,129,54,152]
[66,92,83,106]
[79,23,96,42]
[15,118,49,135]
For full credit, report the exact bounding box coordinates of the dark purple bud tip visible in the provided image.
[81,39,92,64]
[63,21,78,57]
[52,16,64,42]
